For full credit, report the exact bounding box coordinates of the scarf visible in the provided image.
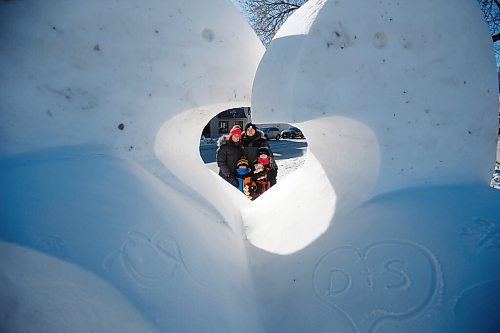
[258,156,269,166]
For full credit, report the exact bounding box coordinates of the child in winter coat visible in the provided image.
[235,156,253,199]
[250,159,271,200]
[255,146,277,187]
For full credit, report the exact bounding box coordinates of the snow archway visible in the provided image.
[1,0,500,332]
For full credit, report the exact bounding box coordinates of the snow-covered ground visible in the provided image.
[275,155,306,181]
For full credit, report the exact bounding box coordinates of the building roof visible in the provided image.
[218,107,247,119]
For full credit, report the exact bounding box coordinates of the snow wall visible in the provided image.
[1,0,500,332]
[0,0,265,332]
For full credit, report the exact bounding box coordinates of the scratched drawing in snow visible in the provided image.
[461,217,500,251]
[103,231,202,288]
[312,240,442,333]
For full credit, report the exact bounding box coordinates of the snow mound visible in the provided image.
[1,0,499,332]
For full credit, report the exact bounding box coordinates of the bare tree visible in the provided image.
[479,0,500,42]
[241,0,307,46]
[242,0,500,57]
[478,0,500,62]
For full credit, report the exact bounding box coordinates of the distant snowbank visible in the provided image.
[275,155,306,182]
[200,136,219,145]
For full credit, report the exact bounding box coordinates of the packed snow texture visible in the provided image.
[1,0,499,332]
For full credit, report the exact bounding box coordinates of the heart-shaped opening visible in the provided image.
[155,105,380,255]
[241,117,381,254]
[198,107,309,200]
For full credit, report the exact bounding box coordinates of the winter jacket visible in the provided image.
[216,135,243,187]
[242,130,278,186]
[236,167,253,199]
[267,161,278,187]
[257,156,278,187]
[250,169,271,200]
[242,130,268,165]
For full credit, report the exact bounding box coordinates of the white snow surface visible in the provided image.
[1,0,499,332]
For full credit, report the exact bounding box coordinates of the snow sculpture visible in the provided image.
[245,0,500,332]
[1,0,499,332]
[0,0,265,332]
[248,0,499,250]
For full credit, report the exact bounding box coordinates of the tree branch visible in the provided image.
[493,32,500,42]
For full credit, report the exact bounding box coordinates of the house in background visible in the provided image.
[202,107,251,138]
[201,107,294,138]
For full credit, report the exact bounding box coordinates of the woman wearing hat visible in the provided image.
[216,125,243,187]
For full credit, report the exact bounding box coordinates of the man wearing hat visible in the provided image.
[242,123,278,186]
[216,125,243,187]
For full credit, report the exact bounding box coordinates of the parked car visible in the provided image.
[261,126,281,140]
[280,127,305,139]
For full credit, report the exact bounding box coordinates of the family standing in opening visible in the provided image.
[216,123,278,200]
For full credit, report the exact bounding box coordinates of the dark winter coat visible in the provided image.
[267,161,278,187]
[236,167,253,199]
[256,157,278,187]
[242,130,269,165]
[216,136,243,187]
[243,130,278,185]
[250,169,270,200]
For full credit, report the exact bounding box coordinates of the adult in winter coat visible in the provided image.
[242,123,268,165]
[216,125,243,187]
[242,123,278,186]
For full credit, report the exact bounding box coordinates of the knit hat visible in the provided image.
[245,123,258,132]
[228,125,242,138]
[258,147,269,156]
[237,156,249,168]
